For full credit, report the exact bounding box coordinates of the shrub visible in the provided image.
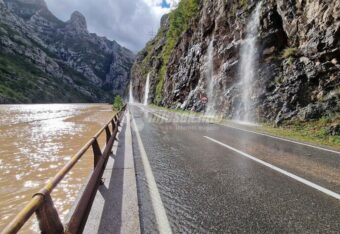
[163,0,199,66]
[282,47,299,59]
[239,0,248,9]
[112,95,124,110]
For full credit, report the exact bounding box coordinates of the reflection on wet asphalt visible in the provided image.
[130,104,340,233]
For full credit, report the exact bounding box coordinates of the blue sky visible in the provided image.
[45,0,179,53]
[160,0,171,8]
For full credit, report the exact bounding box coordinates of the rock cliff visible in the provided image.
[0,0,134,103]
[131,0,339,124]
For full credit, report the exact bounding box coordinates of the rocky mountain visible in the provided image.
[0,0,134,103]
[131,0,339,125]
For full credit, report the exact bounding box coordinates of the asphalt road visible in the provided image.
[129,104,340,233]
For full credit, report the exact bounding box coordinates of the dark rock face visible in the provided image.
[328,124,340,136]
[131,0,339,123]
[0,0,134,103]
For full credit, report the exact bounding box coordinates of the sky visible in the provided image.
[45,0,180,53]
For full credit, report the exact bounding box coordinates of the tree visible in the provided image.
[112,95,124,110]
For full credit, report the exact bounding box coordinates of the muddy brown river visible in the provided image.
[0,104,114,233]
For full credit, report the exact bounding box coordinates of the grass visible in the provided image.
[150,104,203,117]
[239,0,248,9]
[259,115,340,149]
[281,47,300,65]
[281,47,299,59]
[155,66,166,104]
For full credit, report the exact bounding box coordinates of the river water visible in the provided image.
[0,104,114,233]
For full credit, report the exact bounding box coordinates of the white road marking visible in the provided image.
[133,104,339,154]
[152,113,169,121]
[135,105,169,121]
[134,105,150,113]
[131,114,172,234]
[204,136,340,200]
[215,123,340,155]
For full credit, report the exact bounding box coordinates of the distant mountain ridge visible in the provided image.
[0,0,134,103]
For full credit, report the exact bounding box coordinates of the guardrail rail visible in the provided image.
[2,105,126,234]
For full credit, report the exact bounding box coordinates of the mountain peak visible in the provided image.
[66,11,88,34]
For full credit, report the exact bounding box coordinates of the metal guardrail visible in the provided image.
[2,105,127,234]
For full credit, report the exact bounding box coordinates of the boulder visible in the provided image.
[297,104,324,121]
[327,124,340,136]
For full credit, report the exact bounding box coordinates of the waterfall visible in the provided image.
[144,73,150,106]
[236,2,262,123]
[129,81,134,104]
[206,37,215,114]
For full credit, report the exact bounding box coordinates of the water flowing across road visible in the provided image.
[130,104,340,233]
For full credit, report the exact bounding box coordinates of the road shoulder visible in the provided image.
[83,112,141,234]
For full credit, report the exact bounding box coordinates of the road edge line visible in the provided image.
[131,114,172,233]
[141,104,339,155]
[135,104,169,121]
[214,123,340,155]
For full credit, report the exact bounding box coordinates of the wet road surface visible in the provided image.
[129,104,340,233]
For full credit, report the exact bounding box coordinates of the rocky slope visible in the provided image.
[131,0,339,124]
[0,0,134,103]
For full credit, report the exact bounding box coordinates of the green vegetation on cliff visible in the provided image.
[0,53,102,103]
[154,0,199,104]
[163,0,199,64]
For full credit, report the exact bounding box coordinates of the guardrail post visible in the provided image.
[111,119,116,133]
[35,193,64,234]
[116,115,121,127]
[105,126,111,144]
[92,139,102,169]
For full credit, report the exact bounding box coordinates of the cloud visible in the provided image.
[45,0,179,53]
